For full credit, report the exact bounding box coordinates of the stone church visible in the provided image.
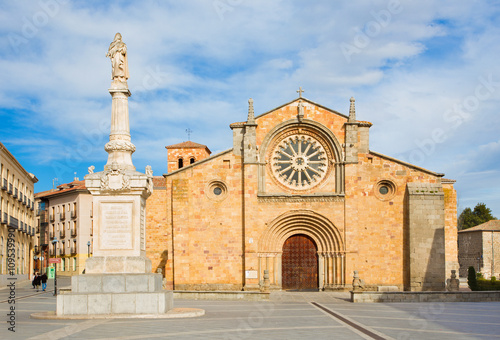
[146,94,459,292]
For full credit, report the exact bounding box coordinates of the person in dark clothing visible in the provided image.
[41,273,48,291]
[34,273,41,291]
[32,272,37,289]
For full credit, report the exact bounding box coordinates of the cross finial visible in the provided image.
[297,87,305,98]
[185,128,193,141]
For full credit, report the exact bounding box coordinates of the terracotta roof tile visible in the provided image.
[35,180,87,198]
[459,220,500,233]
[165,141,208,149]
[152,176,166,188]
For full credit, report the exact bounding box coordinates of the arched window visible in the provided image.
[178,158,184,169]
[190,157,195,164]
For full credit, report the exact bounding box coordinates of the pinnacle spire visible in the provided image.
[349,97,356,122]
[247,98,255,124]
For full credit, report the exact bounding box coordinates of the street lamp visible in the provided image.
[52,238,58,296]
[87,241,91,258]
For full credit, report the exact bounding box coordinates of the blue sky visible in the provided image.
[0,0,499,216]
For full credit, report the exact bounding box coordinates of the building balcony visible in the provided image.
[31,202,34,211]
[71,211,77,219]
[8,183,13,194]
[70,247,77,255]
[60,248,66,256]
[23,195,27,205]
[28,198,31,208]
[36,225,40,233]
[8,216,18,229]
[13,188,18,198]
[18,192,23,202]
[20,221,24,232]
[49,214,55,222]
[60,230,66,238]
[2,213,7,224]
[50,249,56,257]
[50,231,55,240]
[71,228,77,237]
[1,179,6,190]
[60,212,66,221]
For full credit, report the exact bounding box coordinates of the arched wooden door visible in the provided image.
[282,234,318,290]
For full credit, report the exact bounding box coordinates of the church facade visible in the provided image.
[146,95,459,292]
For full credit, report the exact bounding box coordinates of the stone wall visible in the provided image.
[458,231,482,277]
[459,230,500,278]
[351,290,500,303]
[405,183,445,291]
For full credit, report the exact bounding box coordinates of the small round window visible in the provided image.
[206,180,228,201]
[374,180,396,201]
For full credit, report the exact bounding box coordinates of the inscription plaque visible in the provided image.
[100,202,133,249]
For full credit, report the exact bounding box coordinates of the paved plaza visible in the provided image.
[1,278,500,339]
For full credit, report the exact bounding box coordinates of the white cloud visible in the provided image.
[0,0,499,215]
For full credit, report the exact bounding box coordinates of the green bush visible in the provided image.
[477,278,500,291]
[492,276,497,282]
[468,266,479,291]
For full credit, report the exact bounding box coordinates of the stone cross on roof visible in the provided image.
[297,87,305,98]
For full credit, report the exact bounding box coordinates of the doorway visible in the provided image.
[282,234,318,290]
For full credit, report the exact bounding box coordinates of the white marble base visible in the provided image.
[56,291,173,315]
[56,273,173,316]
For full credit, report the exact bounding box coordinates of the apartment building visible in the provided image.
[0,142,38,284]
[35,179,93,276]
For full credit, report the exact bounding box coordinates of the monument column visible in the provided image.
[54,33,175,317]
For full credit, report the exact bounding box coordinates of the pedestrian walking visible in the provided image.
[34,273,41,291]
[32,272,37,289]
[41,273,48,291]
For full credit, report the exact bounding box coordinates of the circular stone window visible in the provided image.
[206,180,228,201]
[271,134,329,190]
[374,180,397,201]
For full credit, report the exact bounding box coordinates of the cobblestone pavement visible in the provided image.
[1,278,500,339]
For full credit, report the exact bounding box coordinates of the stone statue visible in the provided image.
[88,165,95,174]
[145,165,153,177]
[106,33,129,82]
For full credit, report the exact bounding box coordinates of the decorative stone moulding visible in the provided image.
[374,179,397,201]
[104,140,136,153]
[205,180,228,202]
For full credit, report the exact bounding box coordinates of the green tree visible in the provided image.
[458,203,497,230]
[468,266,478,291]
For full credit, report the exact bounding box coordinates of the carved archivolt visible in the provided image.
[258,210,343,254]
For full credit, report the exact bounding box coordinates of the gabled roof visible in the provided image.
[35,180,88,199]
[163,149,232,177]
[458,220,500,233]
[254,97,349,121]
[165,141,211,154]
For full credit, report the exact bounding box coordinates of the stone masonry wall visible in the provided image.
[406,183,446,291]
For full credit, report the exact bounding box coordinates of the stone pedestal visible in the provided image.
[57,273,173,316]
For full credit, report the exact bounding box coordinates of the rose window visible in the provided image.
[272,135,328,189]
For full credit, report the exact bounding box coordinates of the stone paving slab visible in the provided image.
[2,279,500,339]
